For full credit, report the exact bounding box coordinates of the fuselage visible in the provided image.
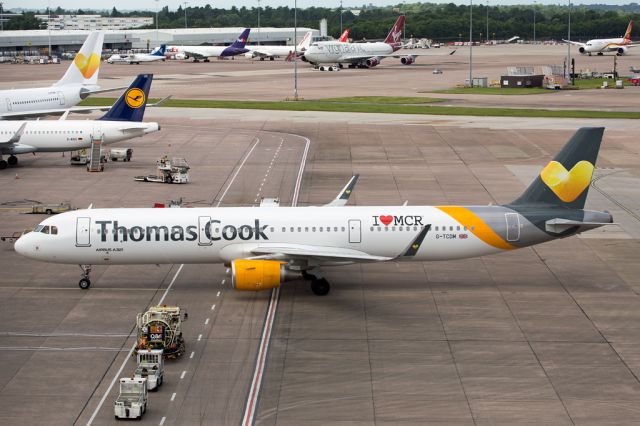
[580,37,630,53]
[0,119,159,155]
[168,45,248,58]
[14,205,611,266]
[107,54,164,64]
[304,41,394,64]
[0,84,99,118]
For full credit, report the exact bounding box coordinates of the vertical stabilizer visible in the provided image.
[230,29,251,49]
[384,15,405,47]
[98,74,153,122]
[624,20,633,41]
[54,31,104,87]
[509,127,604,209]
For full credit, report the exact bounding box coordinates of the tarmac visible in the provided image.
[0,43,640,425]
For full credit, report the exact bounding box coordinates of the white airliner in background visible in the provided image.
[169,28,251,62]
[15,128,613,295]
[108,45,167,64]
[245,31,313,60]
[565,20,639,55]
[0,74,160,169]
[0,31,121,120]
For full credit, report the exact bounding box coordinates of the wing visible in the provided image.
[0,122,26,146]
[563,40,586,47]
[181,48,210,59]
[250,49,278,59]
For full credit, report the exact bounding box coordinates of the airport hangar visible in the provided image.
[0,27,319,55]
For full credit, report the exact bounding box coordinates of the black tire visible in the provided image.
[7,155,17,166]
[45,209,52,215]
[310,278,330,296]
[0,160,7,170]
[79,278,91,290]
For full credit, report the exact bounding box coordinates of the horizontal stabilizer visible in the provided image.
[545,218,614,234]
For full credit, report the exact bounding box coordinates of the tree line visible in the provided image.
[3,3,640,42]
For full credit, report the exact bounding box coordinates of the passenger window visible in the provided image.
[457,226,460,231]
[471,226,475,231]
[281,227,285,232]
[305,227,309,232]
[319,227,323,232]
[290,227,294,232]
[341,227,345,232]
[312,227,316,232]
[449,226,453,231]
[334,227,338,232]
[370,227,374,231]
[463,226,467,231]
[297,227,301,232]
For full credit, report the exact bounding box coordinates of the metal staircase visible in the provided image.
[87,136,104,172]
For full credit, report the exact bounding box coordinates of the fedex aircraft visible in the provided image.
[245,31,313,60]
[0,74,160,169]
[303,15,430,68]
[15,128,613,294]
[0,31,118,120]
[565,20,639,55]
[108,45,167,64]
[168,29,251,62]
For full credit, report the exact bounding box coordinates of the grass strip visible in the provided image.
[80,97,640,119]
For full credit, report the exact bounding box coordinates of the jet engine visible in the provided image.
[578,46,586,54]
[365,57,379,68]
[400,55,415,65]
[175,53,187,60]
[617,46,629,55]
[230,259,301,291]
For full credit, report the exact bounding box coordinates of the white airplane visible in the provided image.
[168,28,251,62]
[0,74,160,169]
[15,128,614,294]
[0,31,121,120]
[565,20,639,56]
[302,16,439,69]
[108,45,167,64]
[245,31,313,61]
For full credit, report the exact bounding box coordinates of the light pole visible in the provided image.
[183,2,188,29]
[533,2,536,44]
[1,2,4,32]
[294,0,298,100]
[567,0,571,82]
[469,0,473,87]
[47,0,51,57]
[155,0,159,44]
[257,0,260,45]
[340,0,343,35]
[486,1,488,43]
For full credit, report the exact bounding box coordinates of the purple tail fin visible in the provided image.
[231,28,251,48]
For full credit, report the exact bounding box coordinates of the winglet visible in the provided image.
[6,123,27,144]
[325,174,359,206]
[398,225,431,258]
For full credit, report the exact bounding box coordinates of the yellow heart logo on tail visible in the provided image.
[540,160,594,202]
[74,53,100,79]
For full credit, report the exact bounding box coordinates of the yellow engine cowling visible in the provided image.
[231,259,287,291]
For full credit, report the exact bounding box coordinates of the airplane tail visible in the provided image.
[624,20,633,41]
[230,29,251,49]
[339,29,350,42]
[298,31,313,52]
[98,74,153,122]
[54,31,104,87]
[151,44,167,57]
[384,15,405,46]
[509,127,604,210]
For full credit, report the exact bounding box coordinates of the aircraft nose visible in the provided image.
[14,234,28,256]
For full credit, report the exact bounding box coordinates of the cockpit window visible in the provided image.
[34,225,44,232]
[51,226,58,235]
[33,224,57,234]
[311,43,318,47]
[42,226,50,234]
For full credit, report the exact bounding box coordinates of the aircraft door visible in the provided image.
[505,213,520,242]
[5,98,11,111]
[76,217,91,247]
[348,219,361,243]
[92,123,103,141]
[198,216,212,246]
[57,91,65,106]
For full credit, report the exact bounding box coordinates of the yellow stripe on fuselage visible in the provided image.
[436,206,515,251]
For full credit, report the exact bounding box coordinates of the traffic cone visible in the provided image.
[15,173,19,180]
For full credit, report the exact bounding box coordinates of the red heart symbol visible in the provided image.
[379,215,393,226]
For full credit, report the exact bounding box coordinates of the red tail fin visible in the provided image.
[339,29,350,42]
[624,20,633,41]
[384,15,405,46]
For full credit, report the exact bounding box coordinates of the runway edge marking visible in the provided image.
[241,134,310,426]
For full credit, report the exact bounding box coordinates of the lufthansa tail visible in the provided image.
[54,31,105,87]
[510,127,604,210]
[98,74,153,122]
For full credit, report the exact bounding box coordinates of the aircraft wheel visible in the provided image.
[269,57,275,61]
[0,160,8,170]
[8,155,17,166]
[310,278,330,296]
[79,278,91,290]
[260,57,265,61]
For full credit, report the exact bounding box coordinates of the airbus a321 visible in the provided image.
[15,128,613,295]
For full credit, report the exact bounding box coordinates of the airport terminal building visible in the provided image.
[0,27,319,56]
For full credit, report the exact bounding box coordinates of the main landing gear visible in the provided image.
[0,155,17,169]
[303,270,330,296]
[78,264,92,289]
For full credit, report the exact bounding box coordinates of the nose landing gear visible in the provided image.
[78,264,92,289]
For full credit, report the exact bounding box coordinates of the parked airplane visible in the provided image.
[108,45,167,64]
[169,29,251,62]
[302,16,430,68]
[15,128,613,295]
[0,74,160,169]
[0,31,120,120]
[565,20,639,55]
[246,31,313,60]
